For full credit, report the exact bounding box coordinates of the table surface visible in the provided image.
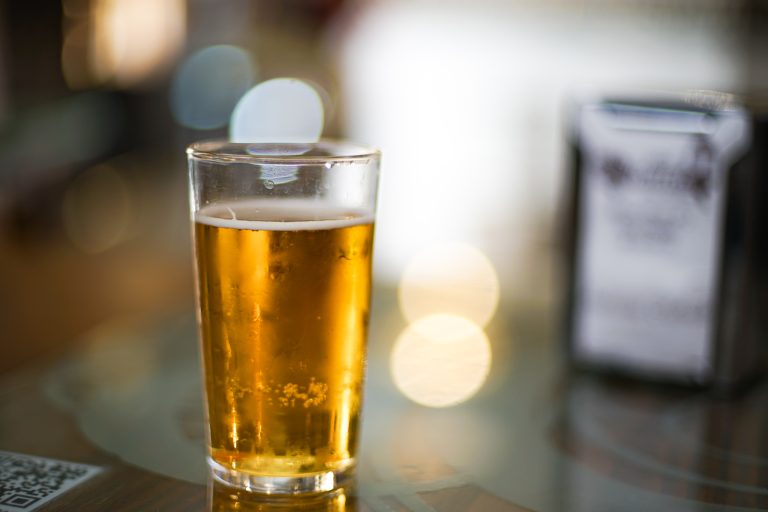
[1,288,767,512]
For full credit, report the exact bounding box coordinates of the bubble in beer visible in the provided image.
[170,45,255,130]
[391,314,491,408]
[230,78,324,143]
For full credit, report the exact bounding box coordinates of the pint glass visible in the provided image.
[187,141,380,494]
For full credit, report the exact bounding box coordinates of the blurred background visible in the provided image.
[1,2,768,510]
[0,0,766,375]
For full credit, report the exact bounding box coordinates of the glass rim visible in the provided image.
[187,139,380,165]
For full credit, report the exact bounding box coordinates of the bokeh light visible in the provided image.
[170,45,255,130]
[91,0,185,87]
[61,13,90,89]
[230,78,324,143]
[391,314,491,408]
[62,164,133,253]
[399,243,499,327]
[78,317,158,403]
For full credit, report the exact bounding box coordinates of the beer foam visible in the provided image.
[195,199,374,231]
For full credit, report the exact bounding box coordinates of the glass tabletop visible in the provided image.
[42,288,768,511]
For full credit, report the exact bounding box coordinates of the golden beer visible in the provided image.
[194,200,374,481]
[209,478,354,511]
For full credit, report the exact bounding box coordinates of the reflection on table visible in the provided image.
[39,287,768,511]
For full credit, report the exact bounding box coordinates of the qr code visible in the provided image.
[0,451,101,511]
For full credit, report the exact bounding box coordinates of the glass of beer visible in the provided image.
[187,141,380,495]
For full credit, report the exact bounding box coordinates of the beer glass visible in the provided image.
[187,141,380,495]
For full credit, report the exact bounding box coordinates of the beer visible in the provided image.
[193,199,374,479]
[209,478,354,511]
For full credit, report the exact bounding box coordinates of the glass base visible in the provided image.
[208,457,355,495]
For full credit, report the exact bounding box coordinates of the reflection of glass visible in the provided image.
[188,141,380,495]
[209,478,356,511]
